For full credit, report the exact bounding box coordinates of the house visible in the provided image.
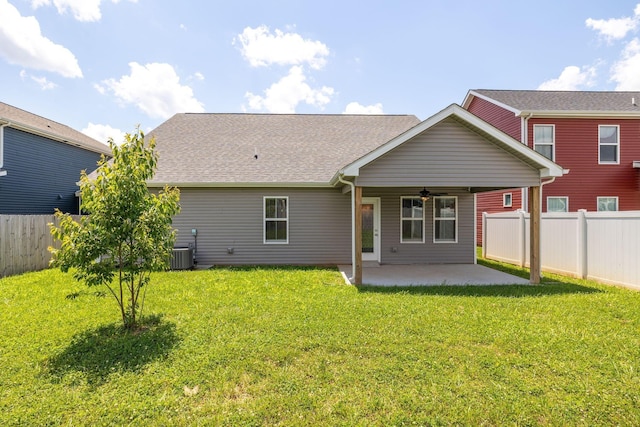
[0,102,111,214]
[462,89,640,244]
[147,104,563,284]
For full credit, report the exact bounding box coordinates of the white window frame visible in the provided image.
[598,125,620,165]
[533,124,555,161]
[597,196,619,212]
[263,196,289,244]
[547,196,568,213]
[433,196,457,243]
[400,196,425,243]
[503,193,513,208]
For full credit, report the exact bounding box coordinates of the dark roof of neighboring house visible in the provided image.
[0,101,111,155]
[147,113,421,186]
[463,89,640,116]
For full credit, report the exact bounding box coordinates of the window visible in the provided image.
[599,125,619,164]
[400,197,424,243]
[547,196,568,212]
[503,193,512,208]
[533,125,554,160]
[433,196,457,243]
[597,197,618,212]
[264,197,288,244]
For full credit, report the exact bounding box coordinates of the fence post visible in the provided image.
[577,209,587,279]
[482,211,487,259]
[518,210,526,267]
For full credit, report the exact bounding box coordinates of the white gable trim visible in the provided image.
[339,104,564,179]
[462,90,522,115]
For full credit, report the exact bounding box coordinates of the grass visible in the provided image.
[1,263,640,426]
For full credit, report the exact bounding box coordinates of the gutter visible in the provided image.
[337,174,356,281]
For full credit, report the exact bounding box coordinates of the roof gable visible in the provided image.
[0,102,110,155]
[463,89,640,117]
[147,113,421,186]
[340,104,564,179]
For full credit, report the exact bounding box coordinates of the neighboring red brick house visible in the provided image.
[463,89,640,244]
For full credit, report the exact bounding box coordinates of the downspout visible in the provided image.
[0,122,9,176]
[338,174,356,281]
[539,176,556,208]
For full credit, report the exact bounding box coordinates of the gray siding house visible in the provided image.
[0,102,111,214]
[148,104,563,283]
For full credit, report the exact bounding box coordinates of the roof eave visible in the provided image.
[0,117,112,156]
[146,181,335,188]
[517,110,640,118]
[462,90,522,115]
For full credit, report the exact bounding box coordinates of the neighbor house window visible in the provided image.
[401,197,424,243]
[599,125,619,164]
[264,197,288,244]
[533,125,555,160]
[503,193,513,208]
[434,196,457,243]
[597,197,618,212]
[547,196,568,212]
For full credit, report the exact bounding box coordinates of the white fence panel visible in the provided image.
[541,213,579,277]
[483,212,524,266]
[484,210,640,289]
[585,212,640,287]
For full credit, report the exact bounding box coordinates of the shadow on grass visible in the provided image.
[357,281,601,297]
[208,265,336,272]
[46,314,180,386]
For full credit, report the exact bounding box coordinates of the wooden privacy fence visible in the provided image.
[0,215,79,278]
[483,210,640,289]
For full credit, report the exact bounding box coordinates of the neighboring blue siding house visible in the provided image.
[0,102,111,214]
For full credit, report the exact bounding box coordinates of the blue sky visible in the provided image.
[1,0,640,145]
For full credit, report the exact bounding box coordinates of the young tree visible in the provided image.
[50,128,180,330]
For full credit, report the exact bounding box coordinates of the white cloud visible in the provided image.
[98,62,205,119]
[193,71,204,81]
[31,0,137,22]
[236,25,330,70]
[20,68,57,89]
[343,102,384,114]
[244,66,334,113]
[611,38,640,90]
[586,5,640,42]
[537,65,597,90]
[82,122,126,145]
[31,75,57,90]
[0,0,82,78]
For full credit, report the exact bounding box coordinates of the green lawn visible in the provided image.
[1,263,640,426]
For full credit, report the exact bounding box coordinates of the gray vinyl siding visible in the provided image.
[356,118,540,188]
[363,188,475,264]
[0,128,103,214]
[172,187,352,266]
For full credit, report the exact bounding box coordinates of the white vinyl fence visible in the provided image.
[483,210,640,289]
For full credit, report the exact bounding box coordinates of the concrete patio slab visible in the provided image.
[338,264,530,286]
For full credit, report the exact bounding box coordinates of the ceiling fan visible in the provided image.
[419,187,447,201]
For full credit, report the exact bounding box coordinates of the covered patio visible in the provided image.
[338,264,529,286]
[334,104,565,285]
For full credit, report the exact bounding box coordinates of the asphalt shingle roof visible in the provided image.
[472,89,640,113]
[0,102,110,155]
[147,113,421,185]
